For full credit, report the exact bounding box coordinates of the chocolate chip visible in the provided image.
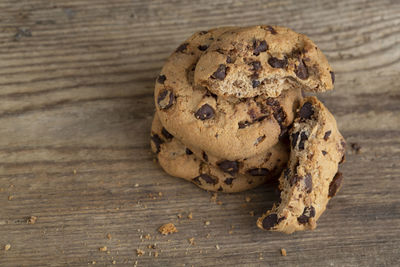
[226,56,233,63]
[157,89,174,110]
[253,40,268,56]
[199,174,217,185]
[324,130,332,141]
[254,135,265,146]
[298,132,308,150]
[217,160,239,175]
[151,134,164,153]
[299,102,314,120]
[157,75,166,84]
[266,25,277,34]
[330,71,335,84]
[238,121,251,129]
[202,151,208,162]
[291,132,300,149]
[176,43,188,52]
[198,45,208,51]
[247,168,270,176]
[224,178,234,185]
[252,80,261,88]
[249,61,261,71]
[268,57,288,68]
[185,148,193,155]
[261,214,284,230]
[161,127,173,140]
[217,186,223,191]
[211,64,227,80]
[297,206,316,224]
[295,59,309,80]
[322,150,327,155]
[195,104,215,120]
[329,172,343,197]
[304,174,312,193]
[199,30,208,35]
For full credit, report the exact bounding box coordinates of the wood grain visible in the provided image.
[0,0,399,266]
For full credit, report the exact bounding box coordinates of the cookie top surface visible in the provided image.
[194,26,334,98]
[155,28,302,159]
[257,97,345,233]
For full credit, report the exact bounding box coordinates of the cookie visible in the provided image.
[257,97,345,233]
[150,114,284,193]
[195,25,334,99]
[155,27,303,160]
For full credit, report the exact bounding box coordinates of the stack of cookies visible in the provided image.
[150,26,345,233]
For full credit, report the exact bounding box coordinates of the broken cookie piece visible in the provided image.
[257,97,345,233]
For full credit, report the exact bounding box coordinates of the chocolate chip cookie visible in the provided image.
[151,114,287,192]
[155,27,303,160]
[257,97,345,233]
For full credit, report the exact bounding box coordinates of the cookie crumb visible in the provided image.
[4,244,11,251]
[245,196,251,202]
[112,260,116,264]
[210,193,218,202]
[134,184,139,187]
[249,211,255,216]
[187,212,193,220]
[217,201,223,205]
[215,244,220,250]
[177,213,182,219]
[158,223,178,235]
[228,230,233,234]
[281,248,287,256]
[206,233,211,238]
[73,169,77,175]
[106,233,112,240]
[158,192,163,197]
[350,143,361,154]
[91,261,96,264]
[99,246,107,252]
[204,221,210,226]
[27,216,37,224]
[136,249,144,256]
[144,234,151,240]
[8,195,13,201]
[188,237,195,245]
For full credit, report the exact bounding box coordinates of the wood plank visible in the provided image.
[0,0,399,266]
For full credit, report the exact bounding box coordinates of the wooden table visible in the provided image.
[1,0,399,266]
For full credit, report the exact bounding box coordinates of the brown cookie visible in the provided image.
[257,97,346,233]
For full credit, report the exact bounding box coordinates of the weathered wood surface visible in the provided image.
[0,0,399,266]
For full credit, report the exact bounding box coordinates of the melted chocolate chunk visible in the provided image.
[253,40,268,56]
[249,61,261,71]
[211,64,227,80]
[238,121,251,129]
[299,102,314,120]
[254,135,266,146]
[266,98,286,134]
[304,174,312,193]
[185,148,193,155]
[252,80,261,88]
[224,177,234,185]
[295,59,309,80]
[266,25,277,34]
[157,89,174,110]
[247,168,270,176]
[199,30,208,35]
[157,75,166,84]
[268,56,288,68]
[298,132,308,150]
[324,130,332,141]
[329,172,343,197]
[291,132,300,149]
[202,151,208,162]
[330,71,335,84]
[297,206,316,224]
[198,45,208,51]
[262,214,284,230]
[200,174,217,184]
[322,150,327,155]
[151,134,164,153]
[176,43,188,52]
[195,104,215,120]
[217,160,239,175]
[218,186,223,191]
[161,127,173,140]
